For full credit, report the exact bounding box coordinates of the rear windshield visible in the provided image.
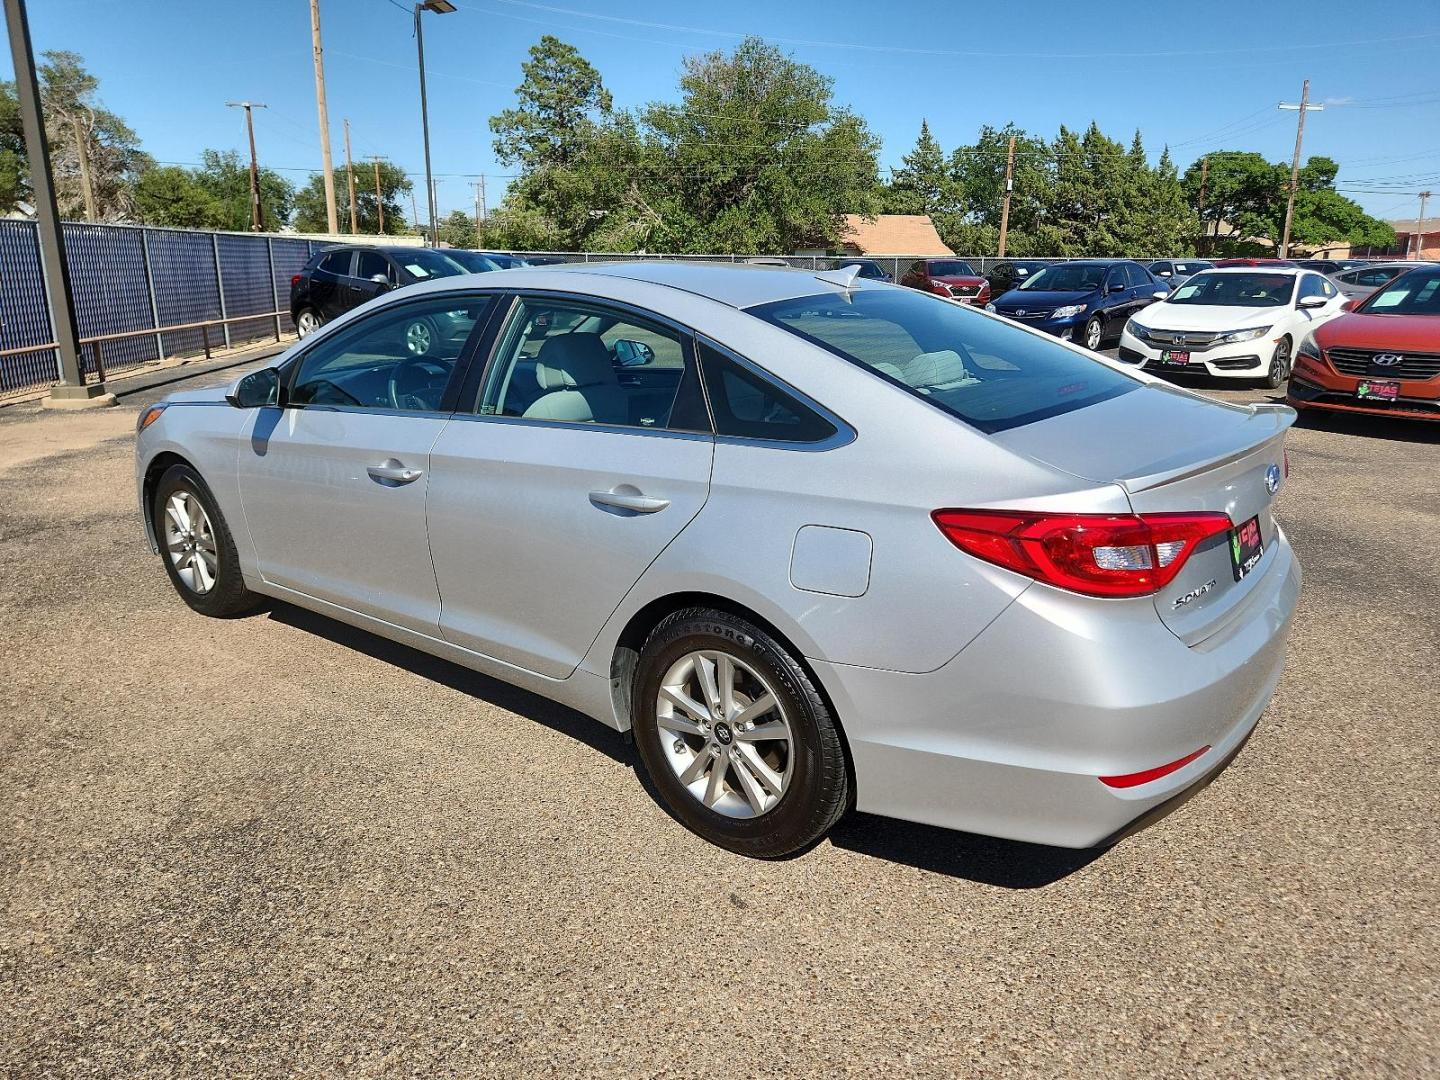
[1168,272,1295,307]
[1019,264,1106,292]
[748,288,1139,433]
[1361,268,1440,314]
[927,260,976,277]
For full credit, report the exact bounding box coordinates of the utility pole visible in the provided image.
[410,187,419,233]
[68,113,96,222]
[370,155,386,233]
[1196,156,1209,253]
[1278,81,1323,259]
[4,0,111,406]
[226,101,268,231]
[473,180,482,246]
[997,135,1016,258]
[1412,191,1432,260]
[309,0,338,234]
[343,118,358,234]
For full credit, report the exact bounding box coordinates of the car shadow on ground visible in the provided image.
[265,601,1108,889]
[1291,407,1440,445]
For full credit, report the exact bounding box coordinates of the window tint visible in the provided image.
[1104,267,1127,291]
[1297,274,1331,302]
[1355,267,1399,287]
[1149,262,1171,275]
[1124,263,1151,288]
[289,295,488,410]
[1361,268,1440,314]
[317,250,351,276]
[696,341,837,443]
[478,298,697,430]
[749,289,1138,434]
[355,251,393,282]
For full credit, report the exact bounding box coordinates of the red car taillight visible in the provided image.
[931,509,1234,598]
[290,274,302,289]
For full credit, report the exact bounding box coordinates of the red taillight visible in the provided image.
[1099,745,1210,788]
[290,274,302,289]
[931,509,1233,598]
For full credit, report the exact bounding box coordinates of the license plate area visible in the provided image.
[1161,349,1191,365]
[1356,379,1400,401]
[1230,515,1264,582]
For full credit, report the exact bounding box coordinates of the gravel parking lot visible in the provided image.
[1,365,1436,1078]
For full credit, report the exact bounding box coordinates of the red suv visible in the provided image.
[900,259,992,305]
[1287,264,1440,421]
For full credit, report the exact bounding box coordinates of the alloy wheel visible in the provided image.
[164,490,218,594]
[655,649,794,819]
[1085,319,1103,351]
[404,320,433,356]
[296,310,319,337]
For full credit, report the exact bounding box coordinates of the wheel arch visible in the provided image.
[141,450,198,550]
[608,591,856,798]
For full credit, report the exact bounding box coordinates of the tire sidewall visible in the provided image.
[152,465,253,618]
[1266,337,1291,389]
[632,613,841,856]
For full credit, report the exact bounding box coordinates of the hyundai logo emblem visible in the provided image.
[1265,464,1281,495]
[1372,353,1403,367]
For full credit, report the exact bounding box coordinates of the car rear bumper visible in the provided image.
[1117,330,1270,378]
[812,534,1301,849]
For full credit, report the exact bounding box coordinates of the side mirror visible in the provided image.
[1299,296,1328,309]
[611,339,655,367]
[1152,290,1170,300]
[369,274,392,289]
[1106,281,1125,295]
[225,366,280,409]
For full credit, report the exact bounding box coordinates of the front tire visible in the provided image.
[1264,337,1292,389]
[1084,316,1104,351]
[152,465,261,618]
[631,608,850,858]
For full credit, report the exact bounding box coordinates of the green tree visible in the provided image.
[1182,151,1282,251]
[0,80,24,213]
[133,164,224,227]
[191,149,293,231]
[947,124,1053,255]
[293,160,411,234]
[491,34,612,173]
[437,208,477,248]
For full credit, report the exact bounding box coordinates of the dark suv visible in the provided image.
[289,245,467,340]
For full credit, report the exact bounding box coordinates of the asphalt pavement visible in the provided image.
[1,364,1436,1078]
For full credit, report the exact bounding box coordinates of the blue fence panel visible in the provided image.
[62,222,156,375]
[146,228,222,356]
[217,233,277,346]
[0,220,56,393]
[270,238,312,333]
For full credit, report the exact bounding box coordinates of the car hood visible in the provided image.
[994,288,1094,308]
[935,274,985,287]
[1133,304,1280,332]
[162,384,233,405]
[1315,311,1440,350]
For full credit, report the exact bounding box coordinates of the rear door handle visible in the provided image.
[367,459,423,485]
[589,489,670,514]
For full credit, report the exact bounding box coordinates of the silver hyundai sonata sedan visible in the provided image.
[135,261,1301,858]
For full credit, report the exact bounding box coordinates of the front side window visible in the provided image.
[355,251,394,283]
[477,298,703,431]
[749,288,1138,434]
[289,295,489,410]
[1361,268,1440,314]
[1167,272,1296,307]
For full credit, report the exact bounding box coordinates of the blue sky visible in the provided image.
[10,0,1440,227]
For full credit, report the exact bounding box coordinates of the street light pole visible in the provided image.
[414,0,455,247]
[226,101,268,231]
[3,0,111,407]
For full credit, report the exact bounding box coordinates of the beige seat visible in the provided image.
[522,333,628,424]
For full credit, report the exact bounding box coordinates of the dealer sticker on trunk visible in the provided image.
[1230,515,1264,582]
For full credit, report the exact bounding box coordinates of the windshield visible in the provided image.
[448,250,501,273]
[1019,264,1107,292]
[396,249,467,279]
[1360,268,1440,314]
[748,288,1138,433]
[1166,272,1295,307]
[928,260,976,277]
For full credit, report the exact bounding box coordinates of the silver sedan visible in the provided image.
[135,262,1301,858]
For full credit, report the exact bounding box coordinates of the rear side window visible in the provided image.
[317,250,351,275]
[748,289,1138,434]
[696,340,837,443]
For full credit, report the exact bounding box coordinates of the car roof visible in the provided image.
[1188,266,1305,276]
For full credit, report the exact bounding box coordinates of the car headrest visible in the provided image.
[535,332,615,390]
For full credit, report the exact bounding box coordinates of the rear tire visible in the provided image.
[152,465,261,618]
[295,307,321,338]
[631,608,849,858]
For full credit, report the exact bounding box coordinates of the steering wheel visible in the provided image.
[388,357,449,411]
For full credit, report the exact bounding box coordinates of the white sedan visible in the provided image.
[1118,267,1348,387]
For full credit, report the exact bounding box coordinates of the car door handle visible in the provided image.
[589,489,670,514]
[367,459,423,485]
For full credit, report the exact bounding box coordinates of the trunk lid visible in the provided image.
[991,383,1294,644]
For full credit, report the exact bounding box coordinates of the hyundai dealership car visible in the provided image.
[988,259,1167,350]
[1118,267,1347,388]
[1287,263,1440,421]
[900,258,991,305]
[136,262,1300,858]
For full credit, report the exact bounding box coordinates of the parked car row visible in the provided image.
[985,259,1170,350]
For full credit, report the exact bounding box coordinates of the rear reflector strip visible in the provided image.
[1098,746,1211,789]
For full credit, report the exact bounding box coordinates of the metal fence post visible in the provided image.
[212,232,230,349]
[140,227,164,360]
[267,236,281,341]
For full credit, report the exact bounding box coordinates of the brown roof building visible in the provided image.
[837,214,954,256]
[1386,218,1440,261]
